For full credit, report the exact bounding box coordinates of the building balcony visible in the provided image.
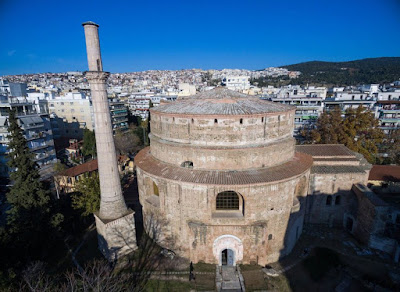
[380,118,400,123]
[380,125,398,131]
[112,112,127,117]
[381,109,400,113]
[294,105,322,109]
[35,150,56,161]
[30,140,54,151]
[25,132,47,141]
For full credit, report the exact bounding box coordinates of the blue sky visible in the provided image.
[0,0,399,75]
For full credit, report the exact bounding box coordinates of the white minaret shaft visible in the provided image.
[83,22,128,220]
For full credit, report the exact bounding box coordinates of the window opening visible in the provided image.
[153,182,159,196]
[216,191,239,210]
[181,161,194,168]
[326,195,332,205]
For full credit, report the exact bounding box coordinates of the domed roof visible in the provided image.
[151,88,294,116]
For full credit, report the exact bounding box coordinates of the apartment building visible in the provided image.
[263,85,326,136]
[0,96,57,179]
[48,92,94,139]
[222,76,250,91]
[109,100,129,133]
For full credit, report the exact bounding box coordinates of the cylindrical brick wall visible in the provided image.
[150,134,295,170]
[150,111,295,147]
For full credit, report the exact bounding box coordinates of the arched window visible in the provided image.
[268,234,273,240]
[181,161,194,169]
[216,191,239,210]
[326,195,332,206]
[240,118,243,124]
[214,119,218,124]
[335,195,341,205]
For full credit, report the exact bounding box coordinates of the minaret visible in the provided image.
[82,21,128,220]
[82,21,136,260]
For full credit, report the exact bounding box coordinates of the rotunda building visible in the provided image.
[135,88,313,265]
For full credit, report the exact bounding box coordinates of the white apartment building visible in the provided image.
[275,85,327,99]
[48,92,94,139]
[222,76,250,91]
[325,91,376,112]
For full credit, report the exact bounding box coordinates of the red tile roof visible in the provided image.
[135,147,312,186]
[61,159,98,177]
[369,165,400,182]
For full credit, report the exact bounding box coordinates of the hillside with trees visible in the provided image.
[253,57,400,87]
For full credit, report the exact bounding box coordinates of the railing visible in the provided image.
[21,123,43,130]
[26,133,46,141]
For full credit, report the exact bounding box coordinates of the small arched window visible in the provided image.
[268,234,273,240]
[214,119,218,124]
[261,117,264,123]
[216,191,239,210]
[335,195,341,205]
[240,118,243,124]
[181,161,193,169]
[191,118,194,123]
[326,195,332,206]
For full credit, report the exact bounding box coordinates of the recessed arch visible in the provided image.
[144,177,160,207]
[213,235,243,266]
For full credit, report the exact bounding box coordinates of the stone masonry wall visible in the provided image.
[150,111,294,147]
[136,167,310,265]
[150,134,295,170]
[306,172,368,227]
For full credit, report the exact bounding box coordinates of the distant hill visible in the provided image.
[280,57,400,86]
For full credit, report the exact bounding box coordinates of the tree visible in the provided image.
[382,129,400,165]
[6,109,63,238]
[303,106,345,144]
[341,106,384,163]
[72,172,100,216]
[1,110,63,287]
[82,129,96,159]
[53,162,67,199]
[302,106,384,163]
[114,126,141,155]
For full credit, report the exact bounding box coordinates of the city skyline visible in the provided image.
[1,0,400,75]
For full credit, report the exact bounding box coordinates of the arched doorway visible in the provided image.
[213,235,243,266]
[221,249,235,266]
